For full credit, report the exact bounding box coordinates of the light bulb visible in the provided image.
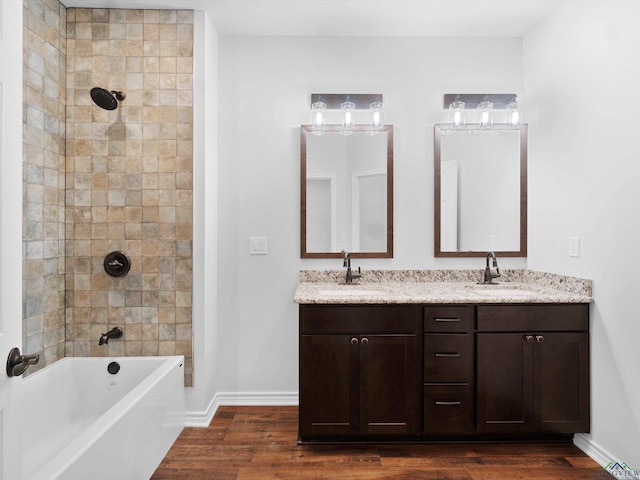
[311,101,326,136]
[369,101,383,129]
[481,110,490,125]
[344,111,353,127]
[366,101,384,136]
[341,101,355,136]
[453,110,462,127]
[477,99,493,128]
[449,99,465,128]
[506,99,520,128]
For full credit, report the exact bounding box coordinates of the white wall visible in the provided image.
[524,1,640,467]
[216,36,525,397]
[185,11,219,422]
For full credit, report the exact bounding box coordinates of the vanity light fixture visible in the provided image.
[443,94,520,130]
[310,94,384,135]
[311,100,327,136]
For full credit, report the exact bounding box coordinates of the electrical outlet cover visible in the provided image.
[250,237,268,255]
[569,237,580,257]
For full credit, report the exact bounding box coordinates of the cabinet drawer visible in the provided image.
[477,304,589,332]
[301,305,420,334]
[424,334,474,382]
[424,306,474,333]
[423,385,475,434]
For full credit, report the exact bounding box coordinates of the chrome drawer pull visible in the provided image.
[435,401,461,406]
[434,318,460,322]
[435,353,461,357]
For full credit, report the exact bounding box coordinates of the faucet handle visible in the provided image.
[6,347,40,377]
[341,250,350,268]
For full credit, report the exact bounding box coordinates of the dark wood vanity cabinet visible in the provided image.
[299,302,590,442]
[299,305,421,440]
[476,305,590,434]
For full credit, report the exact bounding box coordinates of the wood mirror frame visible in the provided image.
[300,125,394,258]
[434,124,528,257]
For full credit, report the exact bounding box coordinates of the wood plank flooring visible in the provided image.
[152,406,612,480]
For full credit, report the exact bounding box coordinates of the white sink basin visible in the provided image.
[318,289,386,296]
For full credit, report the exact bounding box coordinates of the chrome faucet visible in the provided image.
[342,251,362,284]
[482,251,501,284]
[99,327,123,345]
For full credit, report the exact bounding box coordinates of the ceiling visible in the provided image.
[61,0,563,37]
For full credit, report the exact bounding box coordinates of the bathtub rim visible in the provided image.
[22,355,185,480]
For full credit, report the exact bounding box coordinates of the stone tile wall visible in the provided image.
[22,0,67,371]
[22,2,194,385]
[65,8,194,385]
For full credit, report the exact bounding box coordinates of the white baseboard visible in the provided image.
[185,391,299,427]
[574,433,614,468]
[185,395,218,427]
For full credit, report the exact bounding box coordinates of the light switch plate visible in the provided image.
[250,237,268,255]
[569,237,580,257]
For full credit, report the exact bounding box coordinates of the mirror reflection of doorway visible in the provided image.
[352,171,386,252]
[306,176,336,252]
[440,160,459,251]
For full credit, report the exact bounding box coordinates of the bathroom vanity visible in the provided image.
[295,271,591,443]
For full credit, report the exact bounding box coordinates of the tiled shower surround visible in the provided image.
[23,0,67,370]
[22,1,194,386]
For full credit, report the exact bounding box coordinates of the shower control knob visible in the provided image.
[104,251,131,278]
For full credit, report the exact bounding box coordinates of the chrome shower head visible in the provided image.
[90,87,126,110]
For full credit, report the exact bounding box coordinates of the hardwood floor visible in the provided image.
[152,406,611,479]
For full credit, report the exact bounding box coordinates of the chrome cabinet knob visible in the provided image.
[536,335,545,343]
[361,338,368,345]
[525,335,534,343]
[351,338,358,345]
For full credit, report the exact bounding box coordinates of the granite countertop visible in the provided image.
[294,269,593,305]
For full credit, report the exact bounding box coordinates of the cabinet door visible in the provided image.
[359,334,420,435]
[300,335,359,437]
[478,332,590,434]
[533,332,590,433]
[477,333,533,433]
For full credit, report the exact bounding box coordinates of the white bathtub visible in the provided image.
[20,356,185,480]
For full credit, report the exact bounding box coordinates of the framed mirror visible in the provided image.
[434,124,527,257]
[301,125,393,258]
